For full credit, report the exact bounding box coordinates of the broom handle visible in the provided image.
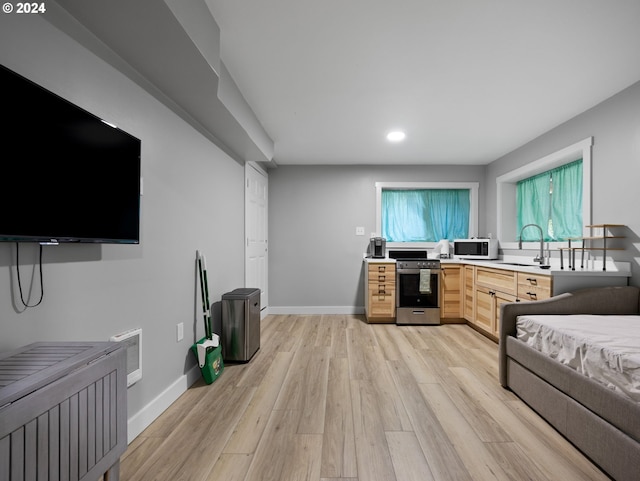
[201,254,212,339]
[197,252,211,339]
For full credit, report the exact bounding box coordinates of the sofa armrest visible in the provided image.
[498,286,639,387]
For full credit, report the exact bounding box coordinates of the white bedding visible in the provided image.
[516,314,640,403]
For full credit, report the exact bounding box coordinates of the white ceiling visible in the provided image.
[205,0,640,166]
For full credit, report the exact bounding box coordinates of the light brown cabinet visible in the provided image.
[473,285,495,333]
[440,264,463,321]
[475,285,518,337]
[473,267,519,339]
[444,260,623,340]
[462,264,475,321]
[470,266,552,339]
[364,262,396,323]
[361,259,620,328]
[475,266,517,295]
[492,290,519,338]
[517,272,552,301]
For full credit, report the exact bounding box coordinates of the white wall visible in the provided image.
[0,13,245,438]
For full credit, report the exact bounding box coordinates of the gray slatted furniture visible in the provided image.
[0,342,127,481]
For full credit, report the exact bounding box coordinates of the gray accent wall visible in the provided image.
[268,165,486,310]
[485,80,640,286]
[0,13,245,432]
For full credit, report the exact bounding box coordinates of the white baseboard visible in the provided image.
[268,306,365,315]
[126,364,201,443]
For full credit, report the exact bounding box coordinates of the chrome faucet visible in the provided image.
[518,223,547,266]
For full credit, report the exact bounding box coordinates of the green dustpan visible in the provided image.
[191,337,223,384]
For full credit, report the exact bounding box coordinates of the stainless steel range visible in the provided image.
[389,250,441,325]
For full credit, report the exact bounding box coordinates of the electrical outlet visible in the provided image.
[176,322,184,342]
[355,226,365,236]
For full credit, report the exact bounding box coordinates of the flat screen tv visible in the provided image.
[1,64,141,244]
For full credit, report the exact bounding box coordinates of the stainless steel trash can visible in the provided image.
[221,288,260,362]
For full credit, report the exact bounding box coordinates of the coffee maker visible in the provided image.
[369,237,386,258]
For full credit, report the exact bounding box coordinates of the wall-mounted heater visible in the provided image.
[110,327,142,387]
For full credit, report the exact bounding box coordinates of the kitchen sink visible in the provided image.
[498,262,551,269]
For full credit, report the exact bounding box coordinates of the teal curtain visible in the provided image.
[382,189,470,242]
[516,171,551,240]
[550,160,583,240]
[516,159,582,241]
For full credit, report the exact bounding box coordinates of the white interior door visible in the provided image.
[245,162,268,312]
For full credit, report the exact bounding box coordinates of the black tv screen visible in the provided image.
[1,64,141,244]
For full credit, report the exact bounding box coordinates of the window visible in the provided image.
[517,159,583,241]
[376,182,479,247]
[496,137,592,247]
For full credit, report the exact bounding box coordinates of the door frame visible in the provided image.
[244,161,269,317]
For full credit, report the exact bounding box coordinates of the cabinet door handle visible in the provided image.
[526,278,538,285]
[526,291,538,299]
[378,275,386,282]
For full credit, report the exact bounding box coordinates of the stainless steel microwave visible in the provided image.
[453,238,499,260]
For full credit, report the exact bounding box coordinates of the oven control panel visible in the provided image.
[396,260,441,270]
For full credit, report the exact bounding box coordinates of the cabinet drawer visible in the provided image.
[368,283,395,295]
[368,264,396,283]
[517,272,552,301]
[367,290,395,317]
[475,267,517,295]
[367,276,396,289]
[368,263,395,274]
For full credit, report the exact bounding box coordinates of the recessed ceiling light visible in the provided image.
[386,130,406,142]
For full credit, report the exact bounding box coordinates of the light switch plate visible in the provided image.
[177,322,184,342]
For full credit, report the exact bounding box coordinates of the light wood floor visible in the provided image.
[118,314,610,481]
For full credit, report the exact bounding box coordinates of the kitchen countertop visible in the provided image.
[364,255,631,277]
[363,257,397,264]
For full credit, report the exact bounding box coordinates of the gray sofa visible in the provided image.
[499,286,640,481]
